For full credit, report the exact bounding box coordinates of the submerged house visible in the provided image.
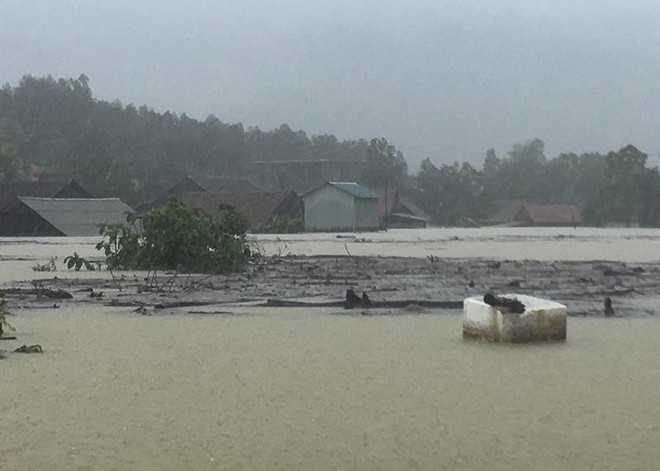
[166,174,261,195]
[177,191,303,231]
[514,203,582,227]
[488,201,582,227]
[302,182,379,232]
[377,188,430,228]
[0,197,134,236]
[0,179,93,211]
[139,174,262,211]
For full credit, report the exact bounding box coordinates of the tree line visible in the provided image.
[1,74,660,227]
[0,75,371,205]
[404,139,660,227]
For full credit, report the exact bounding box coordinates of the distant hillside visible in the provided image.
[0,75,395,205]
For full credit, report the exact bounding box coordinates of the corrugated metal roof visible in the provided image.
[301,181,379,200]
[326,182,379,199]
[18,197,134,236]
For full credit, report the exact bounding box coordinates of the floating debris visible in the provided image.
[13,344,43,353]
[604,297,615,317]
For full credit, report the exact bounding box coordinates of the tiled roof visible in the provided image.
[489,200,527,224]
[17,197,134,236]
[518,204,582,225]
[177,191,296,228]
[398,198,431,221]
[186,175,260,193]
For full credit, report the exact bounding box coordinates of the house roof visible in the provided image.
[17,197,134,236]
[177,191,296,228]
[178,175,260,194]
[303,181,378,200]
[517,204,582,225]
[489,200,527,224]
[398,198,431,221]
[330,182,379,199]
[375,187,399,217]
[0,179,92,211]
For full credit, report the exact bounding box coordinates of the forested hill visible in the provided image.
[2,74,660,227]
[0,75,380,205]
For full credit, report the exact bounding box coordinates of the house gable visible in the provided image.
[515,204,582,226]
[0,179,93,211]
[302,182,379,232]
[14,197,134,236]
[178,191,302,229]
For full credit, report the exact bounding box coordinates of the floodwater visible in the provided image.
[2,228,660,470]
[255,226,660,262]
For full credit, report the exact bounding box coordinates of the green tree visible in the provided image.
[360,137,409,189]
[96,199,251,274]
[414,159,485,225]
[0,119,23,182]
[584,145,647,226]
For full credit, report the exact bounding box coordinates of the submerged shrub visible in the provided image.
[63,253,97,271]
[32,257,57,272]
[0,291,15,336]
[96,199,251,274]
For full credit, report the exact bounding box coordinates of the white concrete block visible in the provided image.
[463,294,567,343]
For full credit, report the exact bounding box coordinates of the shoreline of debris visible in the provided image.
[1,255,657,318]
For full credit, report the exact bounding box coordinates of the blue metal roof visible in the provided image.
[327,182,379,199]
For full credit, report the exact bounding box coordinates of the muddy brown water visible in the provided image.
[2,229,660,469]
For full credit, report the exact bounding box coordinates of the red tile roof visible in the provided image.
[516,204,582,225]
[177,191,296,228]
[184,175,260,193]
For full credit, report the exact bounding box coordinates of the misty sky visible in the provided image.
[3,0,660,167]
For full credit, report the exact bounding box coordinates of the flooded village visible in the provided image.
[3,167,660,470]
[5,2,660,467]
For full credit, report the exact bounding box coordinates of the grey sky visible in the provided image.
[3,0,660,167]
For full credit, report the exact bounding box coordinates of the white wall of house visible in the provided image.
[303,185,378,231]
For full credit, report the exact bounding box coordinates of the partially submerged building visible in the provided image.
[488,201,582,227]
[167,174,261,195]
[514,203,582,227]
[139,174,262,211]
[302,182,379,232]
[249,159,366,192]
[377,188,430,228]
[0,197,134,236]
[0,179,93,211]
[177,191,303,231]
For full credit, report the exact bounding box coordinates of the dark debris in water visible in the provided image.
[1,256,658,318]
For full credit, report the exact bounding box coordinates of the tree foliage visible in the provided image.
[0,290,15,336]
[96,199,251,273]
[414,159,486,225]
[5,74,660,227]
[410,140,660,227]
[360,137,409,190]
[0,75,376,204]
